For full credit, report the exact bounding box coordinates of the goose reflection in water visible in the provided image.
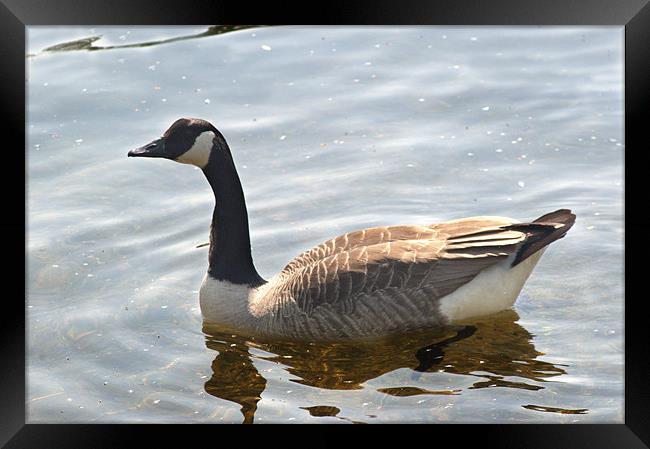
[201,310,567,423]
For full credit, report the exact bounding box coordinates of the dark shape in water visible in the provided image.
[43,36,102,52]
[523,404,589,414]
[301,405,341,417]
[414,324,477,373]
[201,310,568,423]
[40,25,262,55]
[300,405,365,424]
[203,340,265,424]
[469,376,544,391]
[378,386,461,397]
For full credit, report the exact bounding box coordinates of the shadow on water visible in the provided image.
[30,25,263,57]
[201,310,568,423]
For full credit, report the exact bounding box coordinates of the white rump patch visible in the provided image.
[175,130,214,168]
[438,249,545,322]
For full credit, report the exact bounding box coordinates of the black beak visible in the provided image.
[128,138,168,158]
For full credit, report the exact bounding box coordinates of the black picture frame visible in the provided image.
[5,0,648,447]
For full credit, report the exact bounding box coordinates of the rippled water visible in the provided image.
[27,26,624,423]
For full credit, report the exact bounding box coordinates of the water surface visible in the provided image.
[27,25,624,423]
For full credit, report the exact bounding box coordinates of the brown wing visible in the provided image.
[274,220,520,316]
[279,225,438,276]
[274,210,574,316]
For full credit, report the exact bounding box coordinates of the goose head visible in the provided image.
[128,117,219,169]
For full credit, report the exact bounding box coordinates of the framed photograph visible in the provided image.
[5,0,648,447]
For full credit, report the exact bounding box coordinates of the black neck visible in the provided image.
[203,136,265,286]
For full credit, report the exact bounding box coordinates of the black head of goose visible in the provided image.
[129,117,576,341]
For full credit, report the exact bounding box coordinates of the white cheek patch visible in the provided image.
[175,131,214,168]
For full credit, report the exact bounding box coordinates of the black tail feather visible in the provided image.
[505,209,576,267]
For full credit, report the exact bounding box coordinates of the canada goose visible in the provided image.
[129,118,575,341]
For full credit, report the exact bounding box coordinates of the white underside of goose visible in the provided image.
[437,248,545,322]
